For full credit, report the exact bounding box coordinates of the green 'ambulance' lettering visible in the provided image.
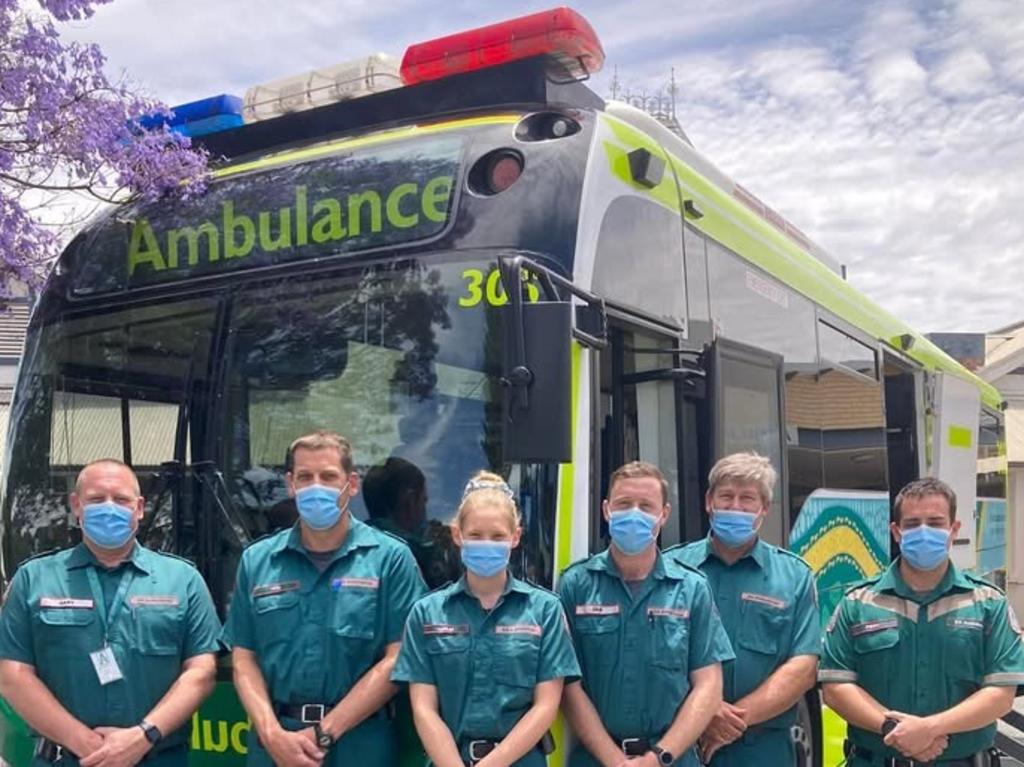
[127,174,453,279]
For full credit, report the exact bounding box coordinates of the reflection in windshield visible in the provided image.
[219,258,506,590]
[3,254,557,598]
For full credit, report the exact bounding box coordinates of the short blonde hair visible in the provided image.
[289,430,355,474]
[608,461,668,504]
[452,470,520,532]
[708,452,777,505]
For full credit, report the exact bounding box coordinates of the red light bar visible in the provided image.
[400,7,605,86]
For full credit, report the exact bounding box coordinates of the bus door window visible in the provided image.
[883,355,920,507]
[711,339,787,547]
[3,298,216,564]
[817,321,887,494]
[597,325,686,550]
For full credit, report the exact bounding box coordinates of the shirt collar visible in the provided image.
[586,547,675,580]
[878,558,971,599]
[65,541,151,575]
[703,533,767,569]
[279,515,379,562]
[449,573,529,600]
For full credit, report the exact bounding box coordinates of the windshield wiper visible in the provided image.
[193,460,252,549]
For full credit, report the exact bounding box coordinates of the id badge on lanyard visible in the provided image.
[85,567,133,685]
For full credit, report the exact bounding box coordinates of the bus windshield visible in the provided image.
[2,253,557,595]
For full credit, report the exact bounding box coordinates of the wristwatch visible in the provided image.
[651,744,675,765]
[313,723,335,750]
[138,720,162,747]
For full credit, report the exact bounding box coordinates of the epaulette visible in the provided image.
[963,571,1005,594]
[776,546,814,571]
[841,575,878,596]
[665,556,708,579]
[558,553,598,578]
[18,547,61,566]
[154,550,200,568]
[522,578,560,599]
[424,579,455,597]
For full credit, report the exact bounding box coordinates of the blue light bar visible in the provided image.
[138,94,244,138]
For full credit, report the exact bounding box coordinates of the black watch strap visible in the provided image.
[139,720,162,746]
[313,723,334,749]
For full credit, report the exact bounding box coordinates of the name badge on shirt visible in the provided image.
[331,577,380,591]
[575,604,620,616]
[39,597,94,609]
[89,647,124,686]
[740,592,788,610]
[495,624,542,636]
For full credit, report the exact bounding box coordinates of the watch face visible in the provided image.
[317,734,333,749]
[658,751,674,765]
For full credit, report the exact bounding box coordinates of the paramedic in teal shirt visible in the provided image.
[668,452,820,766]
[221,430,425,767]
[560,461,734,767]
[0,459,220,767]
[393,470,580,766]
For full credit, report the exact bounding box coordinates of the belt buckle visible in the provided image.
[621,738,647,757]
[469,740,493,761]
[300,703,325,723]
[34,739,63,763]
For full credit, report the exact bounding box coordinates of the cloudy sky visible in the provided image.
[60,0,1024,333]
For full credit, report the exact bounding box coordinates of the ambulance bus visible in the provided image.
[0,7,1006,767]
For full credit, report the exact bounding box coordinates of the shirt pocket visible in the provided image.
[329,580,379,641]
[945,617,985,696]
[573,614,620,668]
[252,590,301,647]
[649,612,689,670]
[851,625,900,696]
[36,608,96,657]
[496,634,541,688]
[737,596,790,657]
[133,605,184,656]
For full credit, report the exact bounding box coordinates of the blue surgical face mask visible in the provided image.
[82,502,136,549]
[710,509,759,548]
[461,540,511,577]
[608,508,658,555]
[899,525,950,571]
[295,483,347,531]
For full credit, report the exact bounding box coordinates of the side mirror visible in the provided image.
[498,253,608,464]
[500,299,572,464]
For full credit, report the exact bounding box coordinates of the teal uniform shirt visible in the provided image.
[668,536,820,766]
[557,550,735,767]
[392,574,580,766]
[220,518,425,767]
[820,559,1024,765]
[0,543,221,765]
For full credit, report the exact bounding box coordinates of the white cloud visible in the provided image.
[930,47,996,99]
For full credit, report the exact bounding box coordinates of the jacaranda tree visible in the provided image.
[0,0,207,298]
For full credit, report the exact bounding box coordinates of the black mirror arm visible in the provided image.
[499,256,534,412]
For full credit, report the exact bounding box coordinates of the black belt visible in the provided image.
[845,741,982,766]
[462,733,553,764]
[274,701,332,723]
